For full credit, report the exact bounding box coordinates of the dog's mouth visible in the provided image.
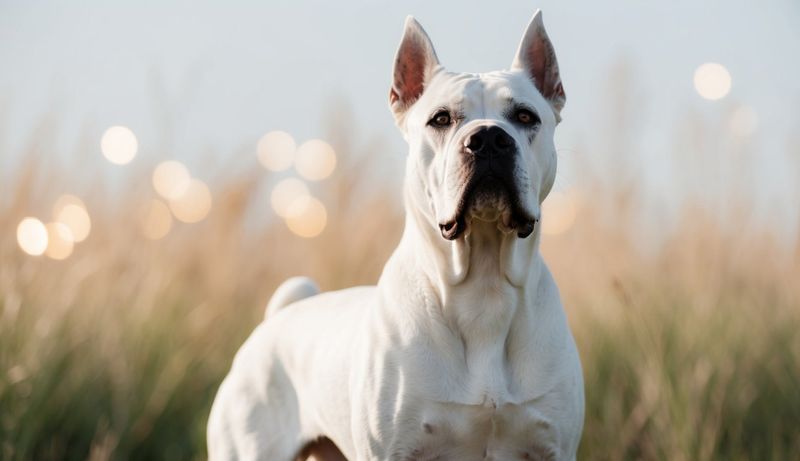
[438,175,537,241]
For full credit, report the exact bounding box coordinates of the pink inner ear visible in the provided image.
[529,39,549,94]
[524,30,564,106]
[394,39,428,107]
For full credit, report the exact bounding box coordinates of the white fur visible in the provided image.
[208,10,584,460]
[265,276,321,319]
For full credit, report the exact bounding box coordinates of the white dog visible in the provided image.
[208,10,584,460]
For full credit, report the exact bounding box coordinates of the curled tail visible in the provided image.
[264,276,320,320]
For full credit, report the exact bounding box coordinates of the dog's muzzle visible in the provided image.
[438,126,538,241]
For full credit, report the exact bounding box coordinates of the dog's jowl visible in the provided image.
[208,10,584,461]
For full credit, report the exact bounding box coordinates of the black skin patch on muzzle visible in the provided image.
[439,148,537,241]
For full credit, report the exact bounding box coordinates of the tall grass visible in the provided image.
[1,104,798,460]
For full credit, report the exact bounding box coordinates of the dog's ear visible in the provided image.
[390,16,440,122]
[511,10,566,120]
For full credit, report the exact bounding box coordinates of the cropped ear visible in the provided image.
[511,10,566,120]
[389,16,440,121]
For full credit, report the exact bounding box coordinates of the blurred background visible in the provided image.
[1,0,799,459]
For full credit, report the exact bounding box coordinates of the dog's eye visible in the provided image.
[428,111,452,128]
[514,108,540,126]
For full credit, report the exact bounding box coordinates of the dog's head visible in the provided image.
[390,10,565,241]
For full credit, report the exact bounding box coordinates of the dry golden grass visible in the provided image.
[1,112,798,460]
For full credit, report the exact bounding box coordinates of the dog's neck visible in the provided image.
[404,184,541,284]
[386,185,544,344]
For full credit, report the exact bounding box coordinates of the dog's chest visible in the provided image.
[398,398,560,461]
[385,348,563,460]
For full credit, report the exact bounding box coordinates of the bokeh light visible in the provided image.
[44,222,75,260]
[53,195,91,242]
[729,105,758,137]
[693,63,732,101]
[153,160,191,200]
[284,196,327,238]
[142,199,173,240]
[101,126,138,165]
[542,190,578,236]
[270,177,310,217]
[294,139,337,181]
[169,179,212,223]
[257,131,296,172]
[16,217,49,256]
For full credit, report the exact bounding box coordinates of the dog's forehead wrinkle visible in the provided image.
[411,73,474,126]
[464,74,536,120]
[421,72,543,125]
[480,70,553,115]
[458,78,486,119]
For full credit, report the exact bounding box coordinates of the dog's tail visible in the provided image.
[264,276,320,320]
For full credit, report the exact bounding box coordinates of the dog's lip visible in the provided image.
[439,212,537,240]
[506,213,538,238]
[438,178,538,241]
[439,216,466,240]
[438,179,479,240]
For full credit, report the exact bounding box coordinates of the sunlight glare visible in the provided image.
[693,63,732,101]
[270,178,310,218]
[169,179,212,223]
[153,160,192,200]
[295,139,337,181]
[53,195,91,242]
[101,126,138,165]
[17,217,49,256]
[257,131,296,172]
[285,196,327,238]
[44,222,75,260]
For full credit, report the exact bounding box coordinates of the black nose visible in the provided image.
[464,126,515,157]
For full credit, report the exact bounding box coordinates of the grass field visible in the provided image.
[1,116,798,460]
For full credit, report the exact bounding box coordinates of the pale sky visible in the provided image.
[1,0,799,227]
